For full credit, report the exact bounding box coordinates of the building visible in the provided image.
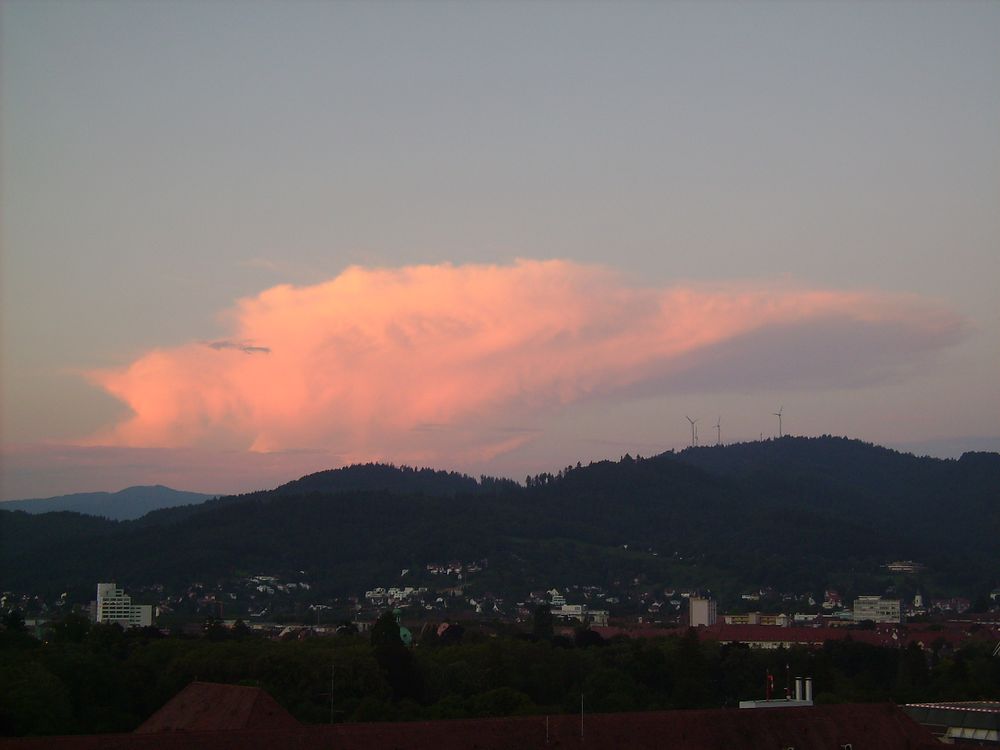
[724,612,789,627]
[689,596,717,627]
[853,595,901,623]
[95,583,152,628]
[905,701,1000,745]
[739,676,813,708]
[550,603,609,627]
[136,682,300,733]
[822,589,843,609]
[0,681,940,750]
[886,560,924,573]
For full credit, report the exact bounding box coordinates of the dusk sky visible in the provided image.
[2,0,998,500]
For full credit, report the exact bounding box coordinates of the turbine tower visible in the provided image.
[773,406,783,438]
[685,416,698,447]
[714,417,722,446]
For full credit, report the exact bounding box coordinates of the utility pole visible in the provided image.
[330,662,337,724]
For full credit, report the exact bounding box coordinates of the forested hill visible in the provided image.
[127,463,517,528]
[274,463,516,497]
[1,439,997,603]
[671,436,1000,560]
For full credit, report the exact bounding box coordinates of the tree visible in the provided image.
[439,622,465,646]
[336,621,359,636]
[532,605,554,641]
[574,628,605,648]
[370,611,403,647]
[1,609,26,633]
[671,628,711,708]
[49,612,91,644]
[370,611,421,701]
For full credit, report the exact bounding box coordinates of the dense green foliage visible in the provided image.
[2,617,999,736]
[1,439,998,603]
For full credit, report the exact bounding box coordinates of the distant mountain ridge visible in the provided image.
[0,485,215,521]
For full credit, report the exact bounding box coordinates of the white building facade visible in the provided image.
[689,596,717,627]
[549,603,610,627]
[853,595,901,623]
[96,583,152,628]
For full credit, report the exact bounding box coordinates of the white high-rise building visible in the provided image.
[689,596,717,627]
[96,583,152,628]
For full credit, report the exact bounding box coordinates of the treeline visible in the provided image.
[3,612,999,737]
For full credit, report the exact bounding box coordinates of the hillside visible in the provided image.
[672,437,1000,561]
[1,439,997,604]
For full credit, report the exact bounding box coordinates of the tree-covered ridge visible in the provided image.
[275,463,517,497]
[1,438,997,602]
[672,436,1000,561]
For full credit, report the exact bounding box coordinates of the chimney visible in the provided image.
[794,677,803,701]
[804,677,813,702]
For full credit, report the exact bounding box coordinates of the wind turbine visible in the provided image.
[773,406,783,438]
[685,416,698,447]
[714,417,722,446]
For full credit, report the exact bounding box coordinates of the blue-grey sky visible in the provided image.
[2,0,998,499]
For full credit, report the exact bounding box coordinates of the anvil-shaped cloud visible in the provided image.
[85,260,963,464]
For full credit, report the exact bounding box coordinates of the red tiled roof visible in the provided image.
[699,623,888,646]
[592,625,685,640]
[595,622,1000,651]
[0,703,939,750]
[134,681,300,733]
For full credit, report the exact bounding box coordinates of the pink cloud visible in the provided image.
[82,260,964,465]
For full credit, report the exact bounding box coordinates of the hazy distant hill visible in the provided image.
[2,439,997,602]
[0,485,214,521]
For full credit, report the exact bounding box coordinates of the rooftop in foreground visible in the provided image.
[0,681,940,750]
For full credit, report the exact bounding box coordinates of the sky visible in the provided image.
[1,0,998,500]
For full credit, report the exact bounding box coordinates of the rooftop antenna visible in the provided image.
[714,417,722,446]
[685,416,698,447]
[773,406,783,438]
